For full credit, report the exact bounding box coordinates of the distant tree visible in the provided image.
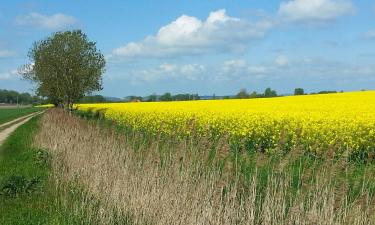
[249,91,259,98]
[317,90,337,94]
[177,93,199,101]
[264,87,277,98]
[147,93,158,102]
[236,88,249,99]
[294,88,304,95]
[0,89,40,105]
[79,95,106,103]
[173,94,190,101]
[20,30,106,111]
[159,92,172,101]
[125,96,143,102]
[193,94,200,100]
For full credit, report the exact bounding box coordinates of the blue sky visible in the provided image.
[0,0,375,97]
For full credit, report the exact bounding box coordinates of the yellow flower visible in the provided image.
[76,91,375,155]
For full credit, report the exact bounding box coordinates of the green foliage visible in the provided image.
[235,88,278,99]
[79,95,107,103]
[0,175,40,197]
[236,88,249,99]
[146,93,158,102]
[294,88,304,95]
[0,89,42,105]
[125,95,143,102]
[310,90,338,95]
[0,117,52,224]
[249,91,258,98]
[20,30,106,109]
[159,92,172,101]
[172,93,199,101]
[264,87,277,97]
[145,93,200,102]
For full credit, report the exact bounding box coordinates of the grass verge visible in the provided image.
[0,113,128,225]
[0,108,41,125]
[34,109,375,224]
[0,116,56,224]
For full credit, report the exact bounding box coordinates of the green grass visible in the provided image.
[0,114,127,224]
[0,108,41,125]
[0,116,56,224]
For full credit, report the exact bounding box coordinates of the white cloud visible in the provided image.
[16,12,78,30]
[278,0,355,24]
[131,63,206,82]
[220,59,269,80]
[110,9,273,59]
[362,30,375,39]
[0,50,16,58]
[222,59,248,72]
[281,57,375,81]
[275,55,290,67]
[0,70,18,80]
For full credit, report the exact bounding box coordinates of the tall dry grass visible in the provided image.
[35,109,375,224]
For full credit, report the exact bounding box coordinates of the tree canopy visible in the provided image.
[0,89,40,105]
[294,88,305,95]
[20,30,105,109]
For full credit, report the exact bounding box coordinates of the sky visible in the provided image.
[0,0,375,97]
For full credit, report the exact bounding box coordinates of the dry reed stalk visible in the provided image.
[35,109,375,225]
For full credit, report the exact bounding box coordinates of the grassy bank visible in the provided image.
[34,109,375,224]
[0,107,41,125]
[0,116,56,224]
[0,114,105,224]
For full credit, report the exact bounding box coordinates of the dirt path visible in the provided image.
[0,111,44,146]
[0,111,43,130]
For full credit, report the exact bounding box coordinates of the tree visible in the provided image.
[20,30,105,110]
[264,87,277,98]
[159,92,172,101]
[0,89,40,105]
[172,93,200,101]
[249,91,258,98]
[79,95,106,103]
[294,88,304,95]
[125,96,143,102]
[236,88,249,99]
[146,93,158,102]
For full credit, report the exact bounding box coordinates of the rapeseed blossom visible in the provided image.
[76,91,375,156]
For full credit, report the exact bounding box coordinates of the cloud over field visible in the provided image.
[129,63,206,82]
[110,9,272,59]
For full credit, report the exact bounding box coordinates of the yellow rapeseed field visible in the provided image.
[76,91,375,157]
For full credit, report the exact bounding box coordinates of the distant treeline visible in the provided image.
[77,88,344,104]
[0,89,42,105]
[128,93,200,102]
[1,88,343,105]
[78,95,108,103]
[233,88,342,99]
[234,87,278,99]
[77,93,200,103]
